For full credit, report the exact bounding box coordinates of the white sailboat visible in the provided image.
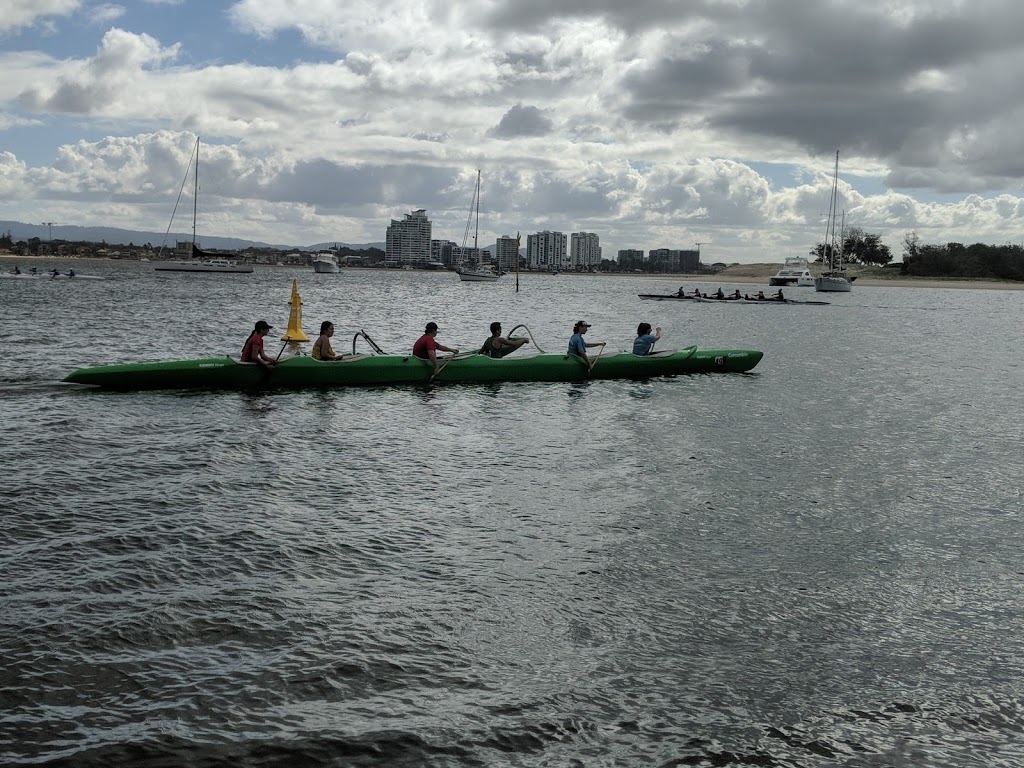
[155,138,253,274]
[814,150,852,293]
[457,170,500,283]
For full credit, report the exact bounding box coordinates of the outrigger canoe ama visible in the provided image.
[63,346,763,391]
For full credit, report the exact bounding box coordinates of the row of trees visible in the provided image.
[811,227,893,266]
[811,227,1024,281]
[900,233,1024,280]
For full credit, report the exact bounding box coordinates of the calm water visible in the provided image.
[2,262,1024,767]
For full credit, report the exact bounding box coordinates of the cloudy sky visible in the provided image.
[3,0,1024,262]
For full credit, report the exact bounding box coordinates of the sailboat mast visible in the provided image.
[823,150,840,270]
[192,138,199,250]
[473,169,480,258]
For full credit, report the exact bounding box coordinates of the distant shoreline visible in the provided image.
[2,254,1022,290]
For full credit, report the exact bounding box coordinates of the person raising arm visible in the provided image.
[412,321,459,375]
[632,322,662,356]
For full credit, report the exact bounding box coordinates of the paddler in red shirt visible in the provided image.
[412,321,459,375]
[241,320,277,369]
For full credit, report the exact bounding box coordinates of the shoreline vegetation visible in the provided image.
[2,254,1023,290]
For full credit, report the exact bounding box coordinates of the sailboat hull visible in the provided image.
[814,274,852,292]
[154,261,253,273]
[457,270,500,282]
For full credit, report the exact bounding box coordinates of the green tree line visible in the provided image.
[811,226,893,266]
[900,232,1024,280]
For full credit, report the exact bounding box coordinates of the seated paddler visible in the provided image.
[632,322,662,356]
[413,322,459,376]
[312,321,344,361]
[240,319,277,370]
[479,321,529,358]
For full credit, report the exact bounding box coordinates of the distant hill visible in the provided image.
[0,221,384,252]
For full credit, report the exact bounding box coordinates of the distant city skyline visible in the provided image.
[6,3,1024,263]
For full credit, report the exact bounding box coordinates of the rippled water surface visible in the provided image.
[2,262,1024,767]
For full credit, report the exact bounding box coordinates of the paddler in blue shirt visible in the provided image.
[567,320,603,369]
[632,322,662,356]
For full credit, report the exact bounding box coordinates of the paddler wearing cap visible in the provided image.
[412,321,459,375]
[567,319,603,370]
[240,320,277,369]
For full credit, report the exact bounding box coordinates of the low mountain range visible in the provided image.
[0,220,385,253]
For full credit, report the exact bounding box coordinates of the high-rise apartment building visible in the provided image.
[527,231,567,271]
[617,249,645,271]
[385,209,432,267]
[495,235,520,272]
[570,232,601,272]
[647,248,701,273]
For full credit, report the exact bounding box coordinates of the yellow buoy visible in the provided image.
[280,278,309,342]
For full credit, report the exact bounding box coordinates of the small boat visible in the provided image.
[769,257,815,287]
[740,297,830,305]
[1,269,105,280]
[639,292,828,305]
[64,333,763,391]
[153,138,254,275]
[457,265,501,282]
[457,170,501,283]
[815,151,853,293]
[638,293,697,301]
[312,252,340,273]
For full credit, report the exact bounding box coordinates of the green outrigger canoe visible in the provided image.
[64,344,763,391]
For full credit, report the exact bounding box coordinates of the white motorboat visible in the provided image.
[312,252,340,273]
[769,257,815,287]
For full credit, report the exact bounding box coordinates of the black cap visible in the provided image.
[425,322,439,333]
[255,320,273,331]
[574,320,591,330]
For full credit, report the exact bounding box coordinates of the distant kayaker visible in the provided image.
[241,320,277,369]
[773,289,785,301]
[413,321,459,375]
[68,269,76,278]
[714,287,725,299]
[479,321,528,358]
[12,266,20,274]
[756,291,766,301]
[633,322,662,356]
[732,289,742,299]
[312,321,344,361]
[50,268,60,278]
[567,320,603,370]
